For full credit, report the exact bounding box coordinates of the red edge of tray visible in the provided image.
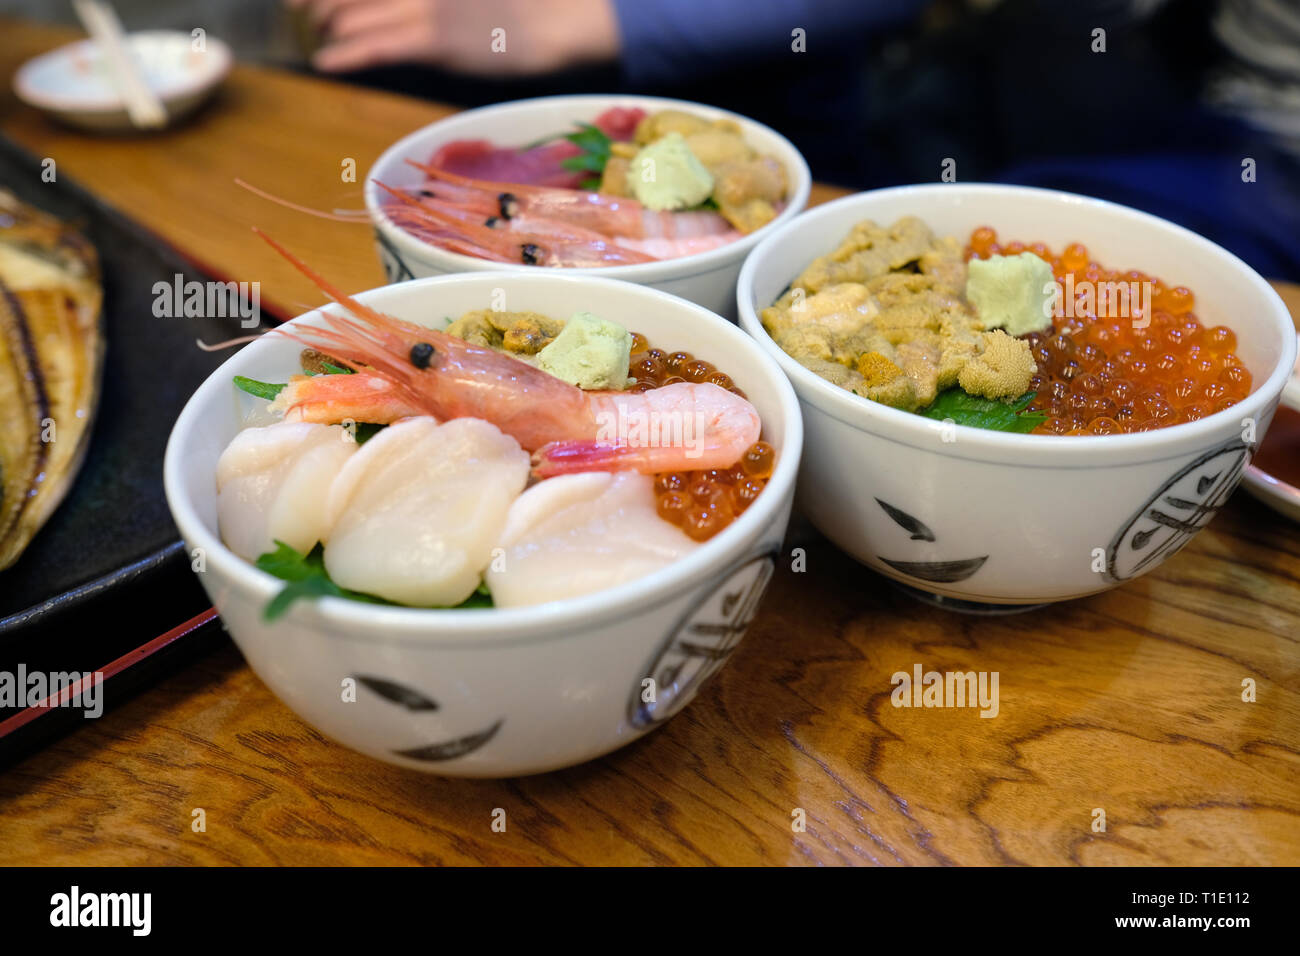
[0,606,219,740]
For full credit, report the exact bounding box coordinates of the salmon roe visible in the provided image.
[965,228,1252,435]
[630,334,770,540]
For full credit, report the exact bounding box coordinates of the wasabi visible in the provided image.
[630,133,714,212]
[536,311,633,390]
[966,252,1055,337]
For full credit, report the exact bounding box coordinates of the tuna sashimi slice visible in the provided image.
[429,107,645,189]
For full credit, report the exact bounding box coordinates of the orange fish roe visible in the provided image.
[965,228,1252,435]
[628,332,769,540]
[652,442,774,541]
[627,332,749,399]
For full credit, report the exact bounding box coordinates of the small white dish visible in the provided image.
[364,94,812,320]
[1241,465,1300,522]
[1241,331,1300,522]
[13,30,231,132]
[164,272,802,776]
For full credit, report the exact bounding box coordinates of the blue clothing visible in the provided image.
[611,0,925,86]
[998,142,1300,283]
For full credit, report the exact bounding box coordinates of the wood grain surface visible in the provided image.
[1,18,1297,866]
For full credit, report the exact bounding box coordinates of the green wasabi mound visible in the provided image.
[630,132,714,211]
[966,252,1056,337]
[537,311,633,390]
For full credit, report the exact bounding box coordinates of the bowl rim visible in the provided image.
[13,30,233,114]
[362,93,813,282]
[163,270,803,646]
[736,182,1298,466]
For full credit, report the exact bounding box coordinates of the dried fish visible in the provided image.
[0,190,103,570]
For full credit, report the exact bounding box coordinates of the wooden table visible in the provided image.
[1,19,1297,866]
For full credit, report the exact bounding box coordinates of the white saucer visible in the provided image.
[13,30,232,132]
[1242,465,1300,522]
[1242,331,1300,522]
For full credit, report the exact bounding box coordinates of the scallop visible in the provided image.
[323,417,529,607]
[487,471,699,608]
[216,421,357,562]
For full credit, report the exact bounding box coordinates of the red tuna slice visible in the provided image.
[429,107,646,189]
[592,106,645,142]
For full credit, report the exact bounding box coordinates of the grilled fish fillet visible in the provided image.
[0,190,103,571]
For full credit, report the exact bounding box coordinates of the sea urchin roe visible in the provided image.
[759,218,1035,411]
[967,228,1252,435]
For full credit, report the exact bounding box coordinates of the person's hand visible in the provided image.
[286,0,621,76]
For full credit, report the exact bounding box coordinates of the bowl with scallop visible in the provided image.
[737,183,1296,610]
[164,250,801,777]
[363,94,811,320]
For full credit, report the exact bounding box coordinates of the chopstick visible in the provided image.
[71,0,167,129]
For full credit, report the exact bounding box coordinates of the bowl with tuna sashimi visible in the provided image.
[737,184,1295,609]
[163,239,801,777]
[363,94,811,320]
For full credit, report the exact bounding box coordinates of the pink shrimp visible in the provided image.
[616,233,744,259]
[254,231,760,473]
[532,384,761,476]
[376,181,658,267]
[272,372,423,424]
[403,161,737,241]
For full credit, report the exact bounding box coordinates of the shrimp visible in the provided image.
[398,162,738,242]
[271,371,423,424]
[533,383,761,476]
[254,231,761,474]
[375,182,659,267]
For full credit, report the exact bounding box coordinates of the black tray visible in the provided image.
[0,134,271,764]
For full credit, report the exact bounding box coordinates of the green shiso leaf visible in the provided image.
[234,350,348,400]
[255,541,494,621]
[559,123,612,183]
[560,153,608,174]
[919,389,1047,434]
[233,376,285,401]
[457,582,494,609]
[526,122,615,157]
[565,122,612,156]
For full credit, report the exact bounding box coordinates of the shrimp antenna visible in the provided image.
[235,178,367,222]
[251,227,393,329]
[249,228,452,413]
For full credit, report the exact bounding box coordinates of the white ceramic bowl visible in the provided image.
[737,184,1297,609]
[363,94,811,320]
[13,31,231,132]
[164,273,802,776]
